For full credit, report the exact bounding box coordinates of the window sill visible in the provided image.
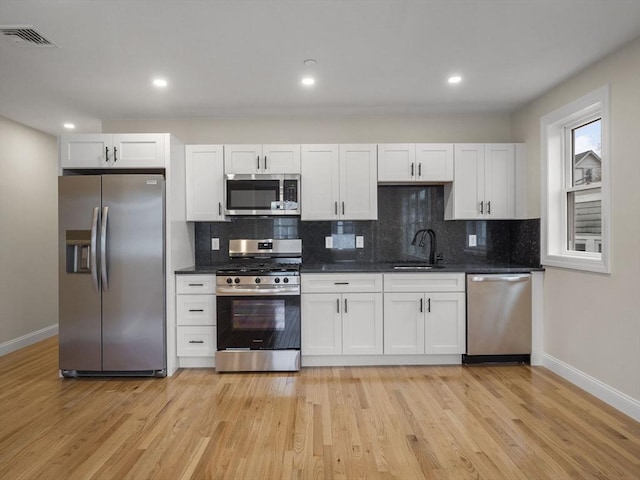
[542,253,609,274]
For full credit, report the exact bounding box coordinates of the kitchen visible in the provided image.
[1,1,639,479]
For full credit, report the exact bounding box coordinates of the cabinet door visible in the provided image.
[301,293,342,355]
[377,144,416,182]
[451,144,484,219]
[383,292,424,354]
[342,293,383,355]
[111,134,165,168]
[224,145,262,173]
[339,144,378,220]
[425,293,465,354]
[301,144,340,220]
[484,144,515,219]
[416,144,454,182]
[60,134,111,168]
[186,145,225,221]
[262,144,301,173]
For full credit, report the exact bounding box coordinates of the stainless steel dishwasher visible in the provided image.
[463,273,532,364]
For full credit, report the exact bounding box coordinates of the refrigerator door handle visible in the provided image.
[101,206,109,291]
[90,207,100,291]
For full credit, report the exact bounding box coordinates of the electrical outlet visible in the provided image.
[468,235,477,247]
[325,236,333,249]
[211,238,220,250]
[356,236,364,248]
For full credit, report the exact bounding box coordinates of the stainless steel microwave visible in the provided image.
[225,174,301,216]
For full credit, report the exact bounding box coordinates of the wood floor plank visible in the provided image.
[1,337,639,480]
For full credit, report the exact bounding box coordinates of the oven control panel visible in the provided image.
[217,275,300,287]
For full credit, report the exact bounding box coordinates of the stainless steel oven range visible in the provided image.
[215,239,301,372]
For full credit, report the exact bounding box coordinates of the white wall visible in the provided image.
[511,37,640,413]
[102,112,512,144]
[0,117,59,353]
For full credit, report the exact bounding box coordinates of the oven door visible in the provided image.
[216,294,301,350]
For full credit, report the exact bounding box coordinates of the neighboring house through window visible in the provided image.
[540,85,610,273]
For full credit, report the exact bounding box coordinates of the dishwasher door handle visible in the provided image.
[468,275,530,283]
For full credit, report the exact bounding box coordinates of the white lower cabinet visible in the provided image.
[383,273,466,355]
[176,275,216,364]
[301,274,383,355]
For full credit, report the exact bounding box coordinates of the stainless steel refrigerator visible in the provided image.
[58,174,166,376]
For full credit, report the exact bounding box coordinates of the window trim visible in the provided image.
[540,85,611,274]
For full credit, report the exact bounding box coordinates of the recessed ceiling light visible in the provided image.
[448,75,462,84]
[301,76,315,86]
[63,123,75,129]
[153,78,168,88]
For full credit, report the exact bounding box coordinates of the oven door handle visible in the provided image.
[216,286,300,296]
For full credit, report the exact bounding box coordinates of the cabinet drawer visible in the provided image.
[177,295,216,326]
[301,273,383,293]
[383,273,465,292]
[176,275,216,294]
[177,326,216,357]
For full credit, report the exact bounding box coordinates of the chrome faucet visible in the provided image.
[411,228,441,265]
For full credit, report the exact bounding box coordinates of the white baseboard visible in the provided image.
[542,353,640,422]
[0,324,58,357]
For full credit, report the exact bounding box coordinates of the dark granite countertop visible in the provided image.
[176,263,543,274]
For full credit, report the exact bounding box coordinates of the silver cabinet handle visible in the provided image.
[418,163,422,177]
[427,298,431,313]
[341,201,345,215]
[411,163,414,177]
[480,201,484,214]
[113,146,118,163]
[264,156,267,171]
[188,283,204,286]
[100,206,109,291]
[336,298,340,313]
[487,201,491,214]
[90,207,100,291]
[105,146,109,162]
[344,298,348,313]
[188,309,204,312]
[334,201,338,215]
[334,282,349,285]
[218,202,222,216]
[188,340,204,344]
[419,298,423,313]
[256,155,260,171]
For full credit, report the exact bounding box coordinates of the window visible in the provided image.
[540,85,610,273]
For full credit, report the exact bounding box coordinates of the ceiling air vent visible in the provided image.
[0,25,58,47]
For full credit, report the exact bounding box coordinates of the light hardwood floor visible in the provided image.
[1,337,638,479]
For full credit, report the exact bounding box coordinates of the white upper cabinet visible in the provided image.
[444,143,518,220]
[224,144,301,174]
[60,133,166,169]
[416,144,454,182]
[301,144,377,221]
[185,145,225,222]
[378,143,453,183]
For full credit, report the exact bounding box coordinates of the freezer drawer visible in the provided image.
[465,274,531,358]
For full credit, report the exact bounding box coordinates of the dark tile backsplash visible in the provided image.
[196,185,540,267]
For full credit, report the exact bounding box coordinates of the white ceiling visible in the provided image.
[1,0,639,135]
